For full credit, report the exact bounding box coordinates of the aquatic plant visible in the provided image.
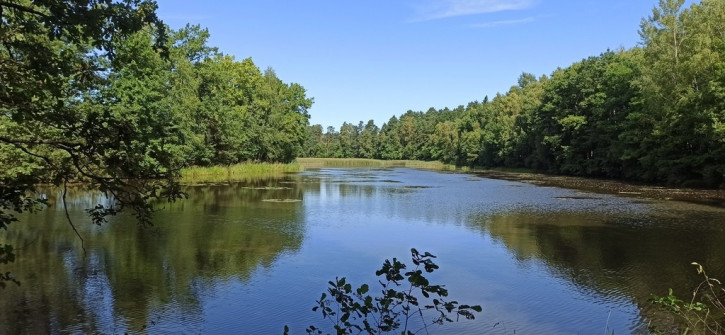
[179,162,303,184]
[651,263,725,334]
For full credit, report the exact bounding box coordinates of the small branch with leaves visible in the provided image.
[302,248,482,335]
[651,262,725,334]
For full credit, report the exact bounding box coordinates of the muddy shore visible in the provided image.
[471,170,725,208]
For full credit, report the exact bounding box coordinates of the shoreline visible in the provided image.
[43,159,725,208]
[298,158,725,208]
[470,169,725,208]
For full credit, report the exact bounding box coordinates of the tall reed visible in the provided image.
[180,162,303,184]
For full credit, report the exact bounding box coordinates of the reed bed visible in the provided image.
[180,162,303,184]
[296,158,455,170]
[181,159,457,184]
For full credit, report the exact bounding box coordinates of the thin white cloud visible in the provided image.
[469,17,535,28]
[412,0,537,21]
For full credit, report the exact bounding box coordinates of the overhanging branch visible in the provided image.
[0,1,48,18]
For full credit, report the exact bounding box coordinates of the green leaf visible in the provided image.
[357,284,369,295]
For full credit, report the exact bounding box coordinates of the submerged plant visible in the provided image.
[303,248,481,335]
[651,263,725,334]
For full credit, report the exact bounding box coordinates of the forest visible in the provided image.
[304,0,725,189]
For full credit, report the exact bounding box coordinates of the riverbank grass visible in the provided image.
[180,162,303,184]
[296,158,455,170]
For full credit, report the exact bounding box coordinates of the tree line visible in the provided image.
[2,0,724,238]
[166,25,312,166]
[99,23,313,168]
[304,0,725,188]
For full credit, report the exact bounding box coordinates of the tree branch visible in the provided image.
[6,142,56,167]
[0,135,82,150]
[62,181,86,255]
[0,1,48,18]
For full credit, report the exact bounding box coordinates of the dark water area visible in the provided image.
[1,168,724,334]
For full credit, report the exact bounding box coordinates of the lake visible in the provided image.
[1,168,724,334]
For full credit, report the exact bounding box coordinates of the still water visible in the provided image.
[1,168,724,334]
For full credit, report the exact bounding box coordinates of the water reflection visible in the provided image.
[1,178,305,334]
[2,169,724,334]
[467,206,725,332]
[298,168,725,333]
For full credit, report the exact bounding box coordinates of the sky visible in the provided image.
[154,0,697,129]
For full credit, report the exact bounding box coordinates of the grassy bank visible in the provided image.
[180,162,303,184]
[179,159,456,184]
[296,158,455,170]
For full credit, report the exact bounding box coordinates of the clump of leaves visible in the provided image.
[305,248,481,335]
[0,244,20,288]
[651,263,725,334]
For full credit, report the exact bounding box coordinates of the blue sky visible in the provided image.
[154,0,696,129]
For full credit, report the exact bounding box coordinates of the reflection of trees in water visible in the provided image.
[34,185,117,210]
[299,172,469,225]
[0,179,306,334]
[467,210,725,329]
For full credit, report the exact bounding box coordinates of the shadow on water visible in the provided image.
[466,208,725,332]
[2,168,725,334]
[0,177,306,334]
[296,168,725,333]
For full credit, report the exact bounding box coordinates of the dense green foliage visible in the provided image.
[0,1,312,222]
[0,0,311,285]
[305,0,725,188]
[167,25,312,165]
[1,0,182,267]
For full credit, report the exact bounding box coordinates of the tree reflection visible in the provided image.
[0,178,305,334]
[467,209,725,329]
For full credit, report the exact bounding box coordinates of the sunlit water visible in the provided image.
[2,168,724,334]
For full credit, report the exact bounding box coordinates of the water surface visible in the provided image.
[1,168,724,334]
